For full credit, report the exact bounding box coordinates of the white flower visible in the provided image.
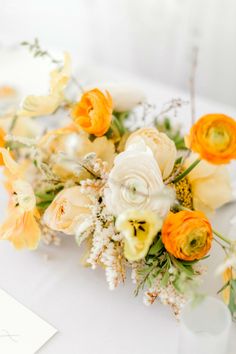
[85,83,145,112]
[104,139,172,217]
[126,128,177,179]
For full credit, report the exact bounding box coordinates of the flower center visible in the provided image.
[122,177,148,205]
[182,228,207,256]
[207,126,231,151]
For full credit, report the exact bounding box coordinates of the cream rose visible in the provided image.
[185,154,232,213]
[126,128,177,179]
[43,186,92,235]
[105,139,172,217]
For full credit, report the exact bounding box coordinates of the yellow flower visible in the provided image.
[43,186,92,235]
[0,148,41,249]
[126,128,177,179]
[19,52,71,117]
[116,209,162,261]
[184,153,232,213]
[0,206,41,250]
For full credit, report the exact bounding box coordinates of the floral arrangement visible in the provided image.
[0,41,236,318]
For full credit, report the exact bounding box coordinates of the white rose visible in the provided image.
[105,139,172,217]
[126,128,177,179]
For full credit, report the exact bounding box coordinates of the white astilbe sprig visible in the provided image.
[100,241,126,290]
[79,176,126,289]
[143,281,186,319]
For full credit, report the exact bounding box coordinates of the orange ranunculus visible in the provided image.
[187,114,236,164]
[0,128,5,165]
[71,89,113,137]
[162,210,213,261]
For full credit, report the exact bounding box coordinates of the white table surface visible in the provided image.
[0,48,235,354]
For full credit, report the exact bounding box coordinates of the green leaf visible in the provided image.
[148,237,164,255]
[175,156,183,165]
[163,117,171,130]
[228,280,236,318]
[217,281,230,295]
[160,270,169,287]
[36,201,51,210]
[170,256,194,277]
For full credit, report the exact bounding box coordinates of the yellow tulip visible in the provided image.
[116,209,162,261]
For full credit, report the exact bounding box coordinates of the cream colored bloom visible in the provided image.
[19,52,71,117]
[126,128,177,179]
[116,209,162,261]
[40,127,115,171]
[105,139,172,217]
[185,153,232,213]
[43,186,92,235]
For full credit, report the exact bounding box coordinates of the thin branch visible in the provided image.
[190,47,198,126]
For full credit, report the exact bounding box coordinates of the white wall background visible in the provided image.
[0,0,236,107]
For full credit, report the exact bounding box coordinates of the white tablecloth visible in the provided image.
[0,49,235,353]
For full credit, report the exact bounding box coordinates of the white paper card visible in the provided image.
[0,289,57,354]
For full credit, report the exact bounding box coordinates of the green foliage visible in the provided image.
[229,279,236,320]
[21,38,61,64]
[36,187,63,211]
[134,235,199,298]
[157,117,187,150]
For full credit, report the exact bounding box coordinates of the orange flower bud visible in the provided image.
[0,128,5,165]
[162,210,213,261]
[71,89,113,137]
[187,114,236,164]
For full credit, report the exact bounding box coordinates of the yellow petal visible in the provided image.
[0,208,41,250]
[50,52,71,95]
[19,95,61,117]
[116,209,162,261]
[12,179,36,211]
[0,148,20,175]
[185,153,217,183]
[19,52,71,118]
[192,167,232,212]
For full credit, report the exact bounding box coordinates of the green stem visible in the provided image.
[213,229,231,245]
[173,158,201,184]
[9,114,18,132]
